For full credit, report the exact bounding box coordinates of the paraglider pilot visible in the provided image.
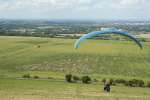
[104,81,111,92]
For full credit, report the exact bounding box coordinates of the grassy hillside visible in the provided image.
[0,36,150,100]
[0,78,150,100]
[0,36,150,80]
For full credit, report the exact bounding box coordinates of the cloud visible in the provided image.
[0,0,146,11]
[114,0,146,8]
[0,0,149,20]
[120,0,144,6]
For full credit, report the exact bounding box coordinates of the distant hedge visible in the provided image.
[126,79,145,87]
[22,74,30,78]
[65,74,92,84]
[81,76,91,84]
[64,74,150,88]
[65,74,72,83]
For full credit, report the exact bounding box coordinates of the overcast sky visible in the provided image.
[0,0,150,20]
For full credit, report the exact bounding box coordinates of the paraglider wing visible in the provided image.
[74,30,143,49]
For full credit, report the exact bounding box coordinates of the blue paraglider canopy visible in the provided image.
[74,30,143,49]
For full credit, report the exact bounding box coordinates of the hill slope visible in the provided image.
[0,36,150,79]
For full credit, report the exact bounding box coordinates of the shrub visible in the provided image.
[22,74,30,78]
[33,75,39,79]
[65,74,72,82]
[127,79,145,87]
[81,76,91,84]
[124,81,129,86]
[138,80,145,87]
[102,78,106,83]
[110,78,115,85]
[147,82,150,87]
[129,79,138,87]
[115,79,127,84]
[73,76,80,82]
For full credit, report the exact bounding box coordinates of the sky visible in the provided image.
[0,0,150,21]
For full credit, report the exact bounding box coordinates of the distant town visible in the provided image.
[0,19,150,41]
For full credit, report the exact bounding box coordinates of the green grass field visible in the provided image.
[0,78,150,100]
[0,36,150,100]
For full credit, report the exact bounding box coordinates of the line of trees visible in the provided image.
[65,74,150,88]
